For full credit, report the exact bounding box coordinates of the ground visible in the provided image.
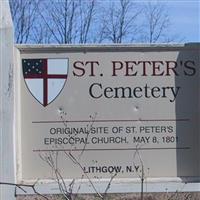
[16,192,200,200]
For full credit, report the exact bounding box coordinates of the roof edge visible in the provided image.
[15,43,200,54]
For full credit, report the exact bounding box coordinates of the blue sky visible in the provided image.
[159,0,199,42]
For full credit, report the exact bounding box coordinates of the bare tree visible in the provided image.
[36,0,77,44]
[77,0,96,43]
[37,0,97,44]
[139,2,171,43]
[102,0,141,43]
[10,0,180,44]
[36,110,117,200]
[31,22,53,44]
[9,0,39,43]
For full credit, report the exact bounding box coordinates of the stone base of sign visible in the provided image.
[16,192,200,200]
[15,179,200,195]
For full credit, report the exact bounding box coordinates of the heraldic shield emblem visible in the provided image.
[22,58,68,107]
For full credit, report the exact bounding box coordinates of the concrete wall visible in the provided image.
[0,0,15,199]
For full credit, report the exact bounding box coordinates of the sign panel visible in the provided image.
[20,46,200,181]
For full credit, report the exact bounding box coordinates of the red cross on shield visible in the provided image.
[22,58,68,107]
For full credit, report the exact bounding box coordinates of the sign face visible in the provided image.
[20,46,200,181]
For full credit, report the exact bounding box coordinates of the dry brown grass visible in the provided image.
[16,192,200,200]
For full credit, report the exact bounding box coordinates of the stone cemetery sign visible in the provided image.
[18,45,200,181]
[1,1,200,198]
